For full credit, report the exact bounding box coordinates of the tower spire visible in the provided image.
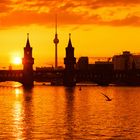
[26,33,31,48]
[69,33,71,39]
[68,33,72,47]
[27,33,29,39]
[53,15,59,68]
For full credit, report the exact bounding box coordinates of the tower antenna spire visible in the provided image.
[53,14,59,68]
[55,14,57,34]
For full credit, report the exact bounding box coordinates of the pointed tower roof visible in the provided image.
[68,33,72,48]
[26,33,31,48]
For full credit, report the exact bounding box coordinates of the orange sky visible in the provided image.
[0,0,140,69]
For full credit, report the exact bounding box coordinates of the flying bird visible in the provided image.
[100,92,112,101]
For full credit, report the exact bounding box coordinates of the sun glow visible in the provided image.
[12,57,22,65]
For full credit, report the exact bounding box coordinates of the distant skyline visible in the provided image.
[0,0,140,69]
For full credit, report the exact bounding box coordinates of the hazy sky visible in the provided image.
[0,0,140,68]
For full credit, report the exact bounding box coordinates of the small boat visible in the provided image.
[42,83,46,85]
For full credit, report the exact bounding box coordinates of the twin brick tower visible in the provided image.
[22,33,34,87]
[22,33,76,87]
[64,34,76,86]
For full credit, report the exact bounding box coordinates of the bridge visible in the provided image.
[0,69,63,85]
[75,69,140,86]
[0,68,140,86]
[0,70,23,83]
[0,34,140,87]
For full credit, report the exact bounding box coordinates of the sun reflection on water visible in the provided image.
[12,93,24,139]
[15,88,22,97]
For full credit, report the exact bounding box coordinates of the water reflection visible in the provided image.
[11,86,34,140]
[1,84,140,139]
[22,88,34,140]
[109,87,140,139]
[64,87,75,139]
[15,88,22,97]
[12,87,23,139]
[0,81,22,88]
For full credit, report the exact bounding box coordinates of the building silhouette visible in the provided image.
[64,34,76,86]
[22,33,34,87]
[76,57,89,70]
[112,51,140,71]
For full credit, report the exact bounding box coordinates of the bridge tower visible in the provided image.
[64,34,76,86]
[22,33,34,87]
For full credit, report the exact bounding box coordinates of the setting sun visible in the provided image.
[13,57,22,65]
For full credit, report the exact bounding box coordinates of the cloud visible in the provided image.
[0,0,140,27]
[104,15,140,26]
[0,0,13,13]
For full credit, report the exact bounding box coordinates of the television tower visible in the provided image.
[53,15,59,68]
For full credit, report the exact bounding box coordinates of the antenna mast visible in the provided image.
[53,15,59,68]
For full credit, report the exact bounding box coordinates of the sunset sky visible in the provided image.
[0,0,140,69]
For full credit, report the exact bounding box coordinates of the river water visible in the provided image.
[0,82,140,139]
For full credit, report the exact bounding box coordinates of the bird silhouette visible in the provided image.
[100,92,112,101]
